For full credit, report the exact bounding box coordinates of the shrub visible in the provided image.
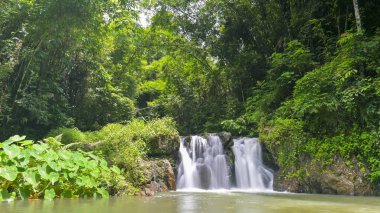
[47,128,85,144]
[84,117,179,188]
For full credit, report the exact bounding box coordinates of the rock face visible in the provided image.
[273,156,379,195]
[138,159,176,196]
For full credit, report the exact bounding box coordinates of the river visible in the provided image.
[1,191,380,213]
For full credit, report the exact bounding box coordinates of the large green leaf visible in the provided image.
[0,166,18,181]
[44,151,59,162]
[18,150,31,166]
[58,150,73,160]
[110,166,121,175]
[47,161,61,172]
[23,170,39,188]
[3,145,21,159]
[37,164,49,180]
[19,187,31,200]
[0,189,10,201]
[87,152,100,161]
[32,144,48,154]
[20,140,34,146]
[44,188,55,200]
[49,172,59,184]
[100,159,108,169]
[28,149,40,160]
[76,175,96,187]
[2,135,26,146]
[97,188,109,198]
[62,189,73,198]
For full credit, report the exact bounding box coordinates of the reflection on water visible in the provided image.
[1,192,380,213]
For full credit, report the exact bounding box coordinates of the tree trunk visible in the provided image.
[352,0,362,32]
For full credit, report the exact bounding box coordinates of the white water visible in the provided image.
[176,135,273,192]
[176,136,230,189]
[232,138,273,191]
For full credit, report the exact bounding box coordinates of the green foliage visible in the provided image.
[0,135,124,201]
[0,0,139,139]
[221,117,251,136]
[291,33,380,134]
[47,128,85,144]
[259,118,305,173]
[258,32,380,184]
[304,129,380,182]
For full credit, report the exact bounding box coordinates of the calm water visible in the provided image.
[1,191,380,213]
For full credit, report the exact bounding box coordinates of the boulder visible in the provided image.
[138,159,176,196]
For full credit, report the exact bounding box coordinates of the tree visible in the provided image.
[353,0,362,32]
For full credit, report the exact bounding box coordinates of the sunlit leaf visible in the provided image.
[23,170,39,188]
[111,166,121,175]
[20,140,34,146]
[0,166,18,181]
[37,164,49,180]
[44,151,59,162]
[3,135,26,146]
[3,145,21,159]
[97,188,109,198]
[49,172,59,184]
[44,188,55,200]
[48,161,61,172]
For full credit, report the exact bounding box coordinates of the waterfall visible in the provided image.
[176,136,230,189]
[176,135,273,191]
[232,138,273,191]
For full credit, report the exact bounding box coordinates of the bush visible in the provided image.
[83,117,179,188]
[47,128,85,144]
[0,135,123,201]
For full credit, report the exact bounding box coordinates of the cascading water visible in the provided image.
[176,135,273,191]
[176,136,230,189]
[232,138,273,191]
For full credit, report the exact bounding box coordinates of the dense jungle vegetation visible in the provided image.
[1,0,380,198]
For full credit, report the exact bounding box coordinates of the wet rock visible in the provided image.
[144,187,155,196]
[135,191,146,197]
[138,159,176,196]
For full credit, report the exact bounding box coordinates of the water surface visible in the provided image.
[1,192,379,213]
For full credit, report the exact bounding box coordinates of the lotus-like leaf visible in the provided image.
[0,189,10,201]
[97,188,109,198]
[44,151,58,162]
[44,188,55,200]
[0,166,18,181]
[19,187,31,200]
[2,135,26,146]
[48,161,61,172]
[37,164,49,180]
[49,172,59,184]
[23,170,39,188]
[32,144,48,153]
[3,145,21,159]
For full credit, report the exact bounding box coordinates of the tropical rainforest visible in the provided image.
[0,0,380,199]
